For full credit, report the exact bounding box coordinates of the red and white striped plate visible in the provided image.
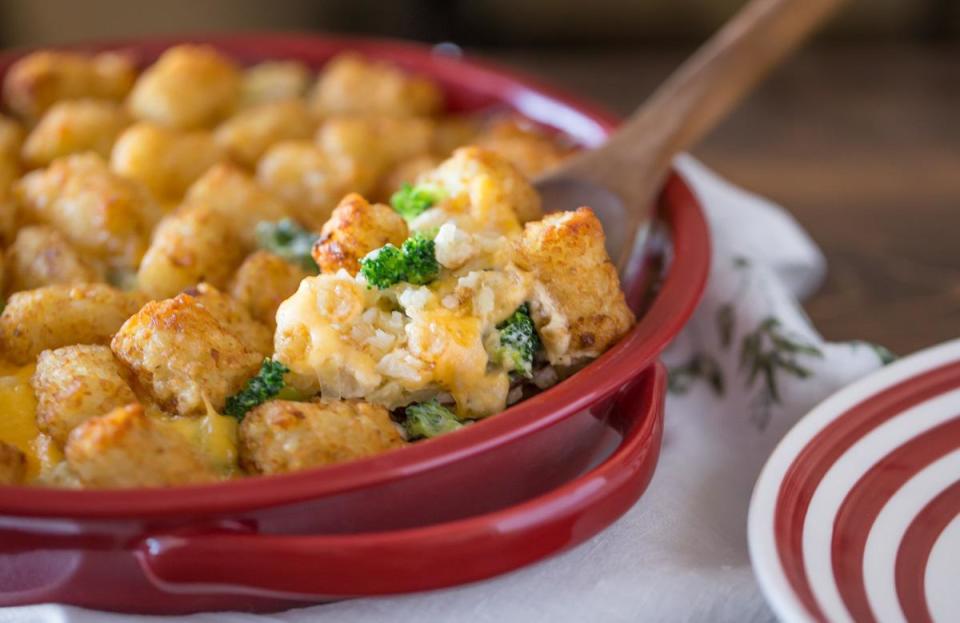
[749,339,960,623]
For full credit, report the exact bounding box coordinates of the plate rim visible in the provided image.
[748,337,960,622]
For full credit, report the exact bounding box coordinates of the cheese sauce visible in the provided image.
[0,363,238,481]
[0,363,57,480]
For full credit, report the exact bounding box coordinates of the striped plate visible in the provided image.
[749,339,960,623]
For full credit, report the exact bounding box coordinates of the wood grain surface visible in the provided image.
[486,44,960,356]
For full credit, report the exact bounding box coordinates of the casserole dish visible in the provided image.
[0,35,710,613]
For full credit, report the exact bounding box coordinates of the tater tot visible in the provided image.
[0,115,23,161]
[185,283,273,356]
[128,45,240,130]
[15,153,161,269]
[2,51,135,121]
[136,203,245,299]
[110,122,224,200]
[0,116,24,241]
[240,61,311,107]
[229,251,311,330]
[0,441,26,485]
[5,225,101,293]
[432,115,479,156]
[110,293,262,415]
[0,177,19,244]
[476,117,571,178]
[376,154,440,200]
[515,207,635,366]
[316,116,435,195]
[22,99,129,168]
[256,140,347,230]
[214,99,314,167]
[0,283,148,365]
[183,163,290,246]
[65,403,217,488]
[32,345,137,445]
[312,193,408,275]
[309,53,442,118]
[239,399,406,474]
[416,146,542,234]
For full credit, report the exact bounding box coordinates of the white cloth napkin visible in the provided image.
[1,156,893,623]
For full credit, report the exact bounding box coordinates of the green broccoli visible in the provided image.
[390,183,443,222]
[400,234,440,285]
[224,359,291,420]
[255,219,319,273]
[359,244,407,289]
[360,233,439,289]
[403,400,463,439]
[494,303,542,378]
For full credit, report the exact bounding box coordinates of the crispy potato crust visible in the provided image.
[476,117,572,179]
[2,51,135,121]
[22,99,129,168]
[239,399,407,474]
[229,251,311,330]
[15,153,161,269]
[214,99,314,167]
[183,163,290,248]
[32,344,137,446]
[110,293,262,415]
[65,403,217,488]
[186,283,273,356]
[136,202,245,299]
[110,121,224,200]
[5,225,101,293]
[312,193,408,275]
[309,53,442,118]
[516,207,634,365]
[128,45,240,130]
[0,115,24,160]
[240,61,311,108]
[0,283,148,365]
[421,146,542,233]
[255,140,345,230]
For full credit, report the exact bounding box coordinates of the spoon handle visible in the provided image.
[548,0,847,241]
[618,0,845,164]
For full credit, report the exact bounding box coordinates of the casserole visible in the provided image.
[0,34,709,613]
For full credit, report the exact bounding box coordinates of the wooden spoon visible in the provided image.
[534,0,848,272]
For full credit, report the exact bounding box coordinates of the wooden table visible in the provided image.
[485,45,959,356]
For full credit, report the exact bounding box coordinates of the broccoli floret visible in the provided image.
[403,400,463,439]
[359,244,407,288]
[494,303,542,378]
[255,219,319,273]
[224,359,290,420]
[360,233,439,289]
[400,234,440,285]
[390,183,443,222]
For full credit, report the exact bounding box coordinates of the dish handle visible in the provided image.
[135,364,666,599]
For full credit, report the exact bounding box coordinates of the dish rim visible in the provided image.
[0,33,710,518]
[748,338,960,622]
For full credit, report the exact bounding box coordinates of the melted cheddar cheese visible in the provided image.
[0,363,238,482]
[0,363,61,480]
[157,398,239,477]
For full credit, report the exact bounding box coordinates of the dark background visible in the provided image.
[1,0,958,355]
[1,0,959,46]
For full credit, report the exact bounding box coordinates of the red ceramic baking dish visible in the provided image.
[0,35,710,613]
